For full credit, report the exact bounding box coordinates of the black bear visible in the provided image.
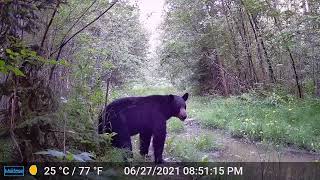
[98,93,189,163]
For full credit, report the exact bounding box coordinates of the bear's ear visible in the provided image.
[169,94,174,101]
[182,93,189,101]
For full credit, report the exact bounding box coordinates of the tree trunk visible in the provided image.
[237,6,258,85]
[105,75,112,108]
[287,48,303,98]
[251,16,276,83]
[242,4,267,81]
[40,1,60,48]
[268,0,303,98]
[221,0,242,80]
[250,19,266,80]
[216,54,229,96]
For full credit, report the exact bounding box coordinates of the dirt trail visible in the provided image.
[180,119,320,162]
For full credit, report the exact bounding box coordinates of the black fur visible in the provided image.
[98,93,189,163]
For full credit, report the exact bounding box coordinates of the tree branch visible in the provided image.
[58,0,98,51]
[40,1,61,48]
[50,0,118,57]
[48,0,118,81]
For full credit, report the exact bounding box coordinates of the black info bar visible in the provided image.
[1,162,319,180]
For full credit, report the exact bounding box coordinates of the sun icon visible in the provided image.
[29,165,37,175]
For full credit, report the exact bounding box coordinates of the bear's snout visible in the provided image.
[178,108,187,121]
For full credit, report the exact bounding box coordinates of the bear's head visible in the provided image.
[169,93,189,121]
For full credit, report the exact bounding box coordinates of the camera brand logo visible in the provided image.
[3,166,25,176]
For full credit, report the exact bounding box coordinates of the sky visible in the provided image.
[134,0,166,55]
[129,0,169,84]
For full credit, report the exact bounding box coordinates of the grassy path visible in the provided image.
[172,119,320,162]
[187,95,320,152]
[165,118,320,162]
[130,113,320,163]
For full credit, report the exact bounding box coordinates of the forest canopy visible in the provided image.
[0,0,320,165]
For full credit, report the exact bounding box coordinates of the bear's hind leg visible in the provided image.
[112,131,132,151]
[140,130,152,156]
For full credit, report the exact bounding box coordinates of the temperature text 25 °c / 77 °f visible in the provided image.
[44,166,103,176]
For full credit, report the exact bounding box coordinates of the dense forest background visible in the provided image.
[0,0,319,163]
[159,0,320,97]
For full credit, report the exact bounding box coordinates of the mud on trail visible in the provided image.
[166,119,320,162]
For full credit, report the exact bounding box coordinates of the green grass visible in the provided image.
[193,133,220,152]
[168,118,185,133]
[166,136,204,161]
[166,134,220,162]
[189,92,320,152]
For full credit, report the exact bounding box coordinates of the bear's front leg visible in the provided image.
[152,122,167,164]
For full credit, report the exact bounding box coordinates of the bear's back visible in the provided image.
[107,95,168,111]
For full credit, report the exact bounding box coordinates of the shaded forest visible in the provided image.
[0,0,320,164]
[0,0,148,162]
[159,0,320,97]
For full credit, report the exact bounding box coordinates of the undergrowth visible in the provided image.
[189,92,320,152]
[166,133,220,162]
[168,118,185,133]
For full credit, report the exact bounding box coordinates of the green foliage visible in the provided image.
[166,134,219,162]
[193,133,219,152]
[101,132,117,146]
[160,0,320,97]
[1,43,67,77]
[124,86,177,96]
[97,148,130,162]
[304,80,316,96]
[63,97,96,133]
[65,1,148,89]
[243,0,267,16]
[0,0,57,44]
[168,118,185,133]
[189,92,320,151]
[0,59,25,76]
[0,0,150,163]
[166,136,203,162]
[0,46,40,76]
[159,0,208,91]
